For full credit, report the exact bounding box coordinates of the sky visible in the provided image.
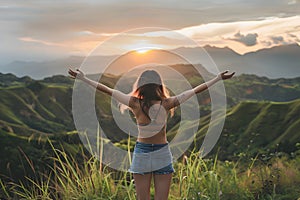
[0,0,300,66]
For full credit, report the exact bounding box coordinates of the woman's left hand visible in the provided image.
[218,70,235,80]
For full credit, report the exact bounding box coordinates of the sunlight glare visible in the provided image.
[135,48,151,54]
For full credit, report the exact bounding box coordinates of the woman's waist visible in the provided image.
[137,123,165,132]
[137,130,167,144]
[135,140,168,146]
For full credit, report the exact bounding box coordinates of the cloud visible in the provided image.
[270,36,286,44]
[1,0,300,64]
[8,1,300,41]
[175,15,300,54]
[288,0,300,5]
[16,15,300,56]
[19,37,65,47]
[230,32,258,46]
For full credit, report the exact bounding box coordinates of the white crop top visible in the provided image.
[137,100,167,138]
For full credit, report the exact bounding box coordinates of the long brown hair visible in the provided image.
[119,70,174,117]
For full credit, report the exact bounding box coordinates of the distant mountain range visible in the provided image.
[173,44,300,78]
[0,44,299,79]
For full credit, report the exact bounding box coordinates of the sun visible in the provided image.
[136,49,150,54]
[134,47,153,54]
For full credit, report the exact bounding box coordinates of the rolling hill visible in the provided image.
[0,68,299,182]
[191,99,300,160]
[0,68,299,137]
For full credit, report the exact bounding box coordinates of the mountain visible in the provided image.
[1,44,300,79]
[174,44,300,78]
[0,56,85,79]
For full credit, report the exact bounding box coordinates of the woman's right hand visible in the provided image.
[68,68,85,80]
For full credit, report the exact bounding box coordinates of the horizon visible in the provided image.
[1,63,300,81]
[1,43,300,79]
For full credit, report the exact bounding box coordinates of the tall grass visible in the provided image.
[1,138,136,200]
[1,138,300,199]
[173,153,221,199]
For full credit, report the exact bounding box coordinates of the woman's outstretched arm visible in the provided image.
[165,70,235,109]
[68,68,137,108]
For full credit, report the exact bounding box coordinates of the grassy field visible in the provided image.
[1,138,300,200]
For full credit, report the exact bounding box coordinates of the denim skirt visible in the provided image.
[128,141,175,175]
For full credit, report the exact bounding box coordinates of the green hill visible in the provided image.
[190,99,300,160]
[0,81,74,134]
[225,74,300,102]
[0,69,299,145]
[0,69,299,184]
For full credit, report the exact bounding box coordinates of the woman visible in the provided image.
[68,68,234,200]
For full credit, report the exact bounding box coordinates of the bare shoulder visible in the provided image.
[130,96,139,103]
[162,97,178,110]
[129,96,140,108]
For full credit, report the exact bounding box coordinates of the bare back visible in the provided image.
[130,98,172,144]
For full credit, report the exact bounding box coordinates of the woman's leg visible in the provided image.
[133,173,152,200]
[153,173,172,200]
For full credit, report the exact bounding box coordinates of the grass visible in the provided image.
[0,140,133,200]
[1,137,299,200]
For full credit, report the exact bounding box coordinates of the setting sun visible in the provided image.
[135,48,152,54]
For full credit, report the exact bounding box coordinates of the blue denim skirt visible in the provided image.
[128,141,175,175]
